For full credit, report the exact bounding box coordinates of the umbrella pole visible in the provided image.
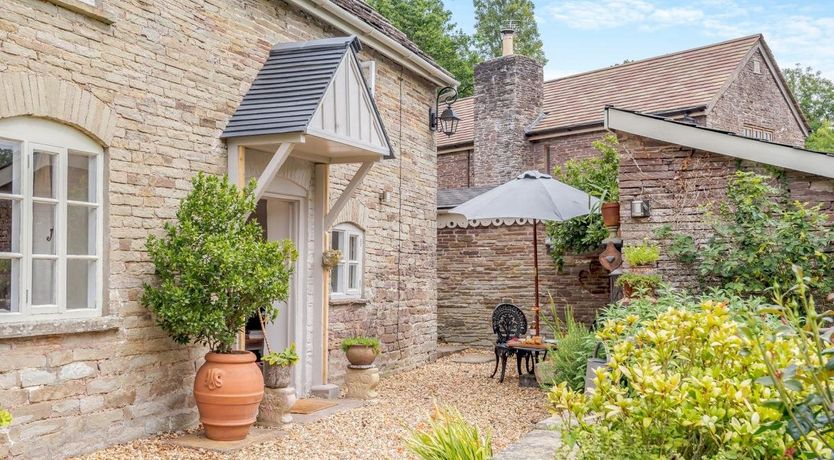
[533,219,540,337]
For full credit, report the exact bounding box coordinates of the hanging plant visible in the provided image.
[322,248,342,269]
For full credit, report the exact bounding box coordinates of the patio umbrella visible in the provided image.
[448,170,598,337]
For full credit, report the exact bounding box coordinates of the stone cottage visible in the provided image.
[437,33,808,345]
[0,0,454,458]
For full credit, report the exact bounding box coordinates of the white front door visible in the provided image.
[264,199,296,353]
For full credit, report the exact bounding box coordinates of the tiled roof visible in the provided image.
[437,185,495,209]
[438,34,762,148]
[330,0,454,80]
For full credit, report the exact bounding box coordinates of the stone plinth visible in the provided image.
[344,366,380,400]
[258,387,296,425]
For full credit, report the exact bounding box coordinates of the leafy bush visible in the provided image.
[740,267,834,456]
[621,241,660,266]
[615,273,661,293]
[142,173,297,353]
[551,301,803,459]
[406,405,492,460]
[546,134,619,269]
[340,336,381,354]
[539,303,598,392]
[262,343,299,368]
[0,408,10,427]
[669,171,834,298]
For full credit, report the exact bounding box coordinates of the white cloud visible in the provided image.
[539,0,834,80]
[546,0,704,30]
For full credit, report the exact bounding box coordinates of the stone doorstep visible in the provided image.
[281,398,365,425]
[162,427,282,452]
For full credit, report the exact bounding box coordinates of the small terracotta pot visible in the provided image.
[629,265,656,275]
[601,202,620,227]
[263,364,292,389]
[194,351,264,441]
[345,346,377,366]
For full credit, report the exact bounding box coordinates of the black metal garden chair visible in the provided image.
[490,303,528,383]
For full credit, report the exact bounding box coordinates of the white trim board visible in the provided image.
[605,107,834,179]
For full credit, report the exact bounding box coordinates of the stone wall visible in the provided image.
[0,0,438,458]
[617,133,834,289]
[437,222,610,346]
[708,49,806,147]
[326,53,438,382]
[529,130,608,174]
[437,150,471,189]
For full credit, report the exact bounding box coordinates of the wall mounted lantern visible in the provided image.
[630,199,650,218]
[429,86,460,136]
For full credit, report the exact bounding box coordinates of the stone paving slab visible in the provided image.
[452,354,494,364]
[492,429,563,460]
[436,344,467,358]
[163,427,281,452]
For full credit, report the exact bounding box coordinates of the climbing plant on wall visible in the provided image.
[545,134,619,269]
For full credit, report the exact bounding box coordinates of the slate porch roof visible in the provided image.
[439,34,768,149]
[221,35,394,158]
[437,185,495,209]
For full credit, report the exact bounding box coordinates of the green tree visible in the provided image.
[784,64,834,132]
[368,0,479,96]
[473,0,547,65]
[806,120,834,153]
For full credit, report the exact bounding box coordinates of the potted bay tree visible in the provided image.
[142,173,296,441]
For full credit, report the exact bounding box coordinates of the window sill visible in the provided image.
[329,297,370,307]
[43,0,115,24]
[0,316,120,339]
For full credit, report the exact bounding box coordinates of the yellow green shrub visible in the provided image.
[550,301,817,459]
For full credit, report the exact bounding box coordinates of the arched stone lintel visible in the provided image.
[0,72,116,147]
[334,198,369,231]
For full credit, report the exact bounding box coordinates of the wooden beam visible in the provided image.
[324,161,374,230]
[237,145,246,187]
[254,143,294,201]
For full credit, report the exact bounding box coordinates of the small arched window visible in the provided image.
[330,223,363,298]
[0,117,104,321]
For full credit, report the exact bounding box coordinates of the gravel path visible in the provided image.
[76,351,548,460]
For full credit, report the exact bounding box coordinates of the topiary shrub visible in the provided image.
[142,173,297,354]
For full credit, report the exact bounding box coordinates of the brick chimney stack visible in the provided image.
[471,28,543,187]
[501,27,514,56]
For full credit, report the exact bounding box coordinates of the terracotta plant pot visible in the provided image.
[345,345,377,366]
[194,351,264,441]
[263,363,292,389]
[601,202,620,227]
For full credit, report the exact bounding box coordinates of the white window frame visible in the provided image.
[0,117,104,323]
[329,223,363,299]
[741,124,774,142]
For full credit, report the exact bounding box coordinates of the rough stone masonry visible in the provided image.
[0,0,439,458]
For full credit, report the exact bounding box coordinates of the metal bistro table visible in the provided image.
[507,339,553,387]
